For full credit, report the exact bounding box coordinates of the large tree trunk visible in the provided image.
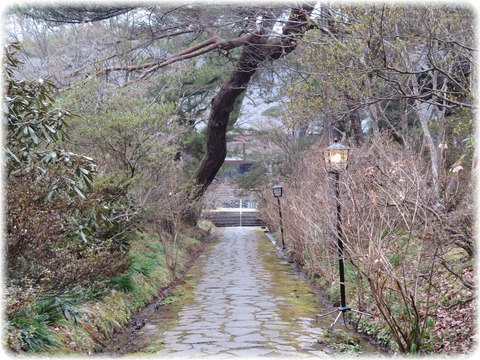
[344,93,363,146]
[192,41,260,199]
[185,5,315,215]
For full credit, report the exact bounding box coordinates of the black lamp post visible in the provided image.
[272,184,285,249]
[316,138,370,331]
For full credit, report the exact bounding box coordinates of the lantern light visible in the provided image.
[322,138,351,171]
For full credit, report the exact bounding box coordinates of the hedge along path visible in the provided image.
[104,227,381,357]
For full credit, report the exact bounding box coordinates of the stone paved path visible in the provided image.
[108,227,378,358]
[156,227,328,358]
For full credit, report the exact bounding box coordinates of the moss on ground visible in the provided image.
[256,229,369,355]
[256,229,322,323]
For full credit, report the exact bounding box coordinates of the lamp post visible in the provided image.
[272,184,285,249]
[316,138,370,331]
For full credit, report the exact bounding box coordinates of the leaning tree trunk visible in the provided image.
[183,5,315,221]
[191,35,263,201]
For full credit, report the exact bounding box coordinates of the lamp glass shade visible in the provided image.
[272,184,283,198]
[323,139,350,171]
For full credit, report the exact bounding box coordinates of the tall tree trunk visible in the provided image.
[322,115,333,147]
[400,97,409,145]
[410,75,440,197]
[344,93,363,146]
[191,40,261,200]
[185,4,315,216]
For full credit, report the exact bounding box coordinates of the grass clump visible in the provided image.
[318,332,364,355]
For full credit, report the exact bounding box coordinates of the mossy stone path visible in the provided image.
[105,227,380,357]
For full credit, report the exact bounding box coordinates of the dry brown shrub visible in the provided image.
[260,135,475,353]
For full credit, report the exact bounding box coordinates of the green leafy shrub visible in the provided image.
[7,292,88,352]
[35,292,89,325]
[9,313,61,352]
[4,43,133,352]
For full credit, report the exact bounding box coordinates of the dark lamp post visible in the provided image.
[272,184,285,249]
[316,138,370,331]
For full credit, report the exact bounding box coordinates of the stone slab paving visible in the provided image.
[151,227,332,358]
[111,227,380,358]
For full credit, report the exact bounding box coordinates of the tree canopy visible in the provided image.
[9,2,322,208]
